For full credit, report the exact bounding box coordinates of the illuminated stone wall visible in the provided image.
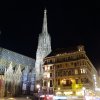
[0,47,36,96]
[35,9,52,80]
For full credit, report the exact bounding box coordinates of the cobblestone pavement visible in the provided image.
[0,97,32,100]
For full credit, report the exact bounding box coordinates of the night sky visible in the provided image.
[0,1,99,69]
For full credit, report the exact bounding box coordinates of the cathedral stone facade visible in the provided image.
[0,47,35,97]
[35,9,52,80]
[0,9,52,97]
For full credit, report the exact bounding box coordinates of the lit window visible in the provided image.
[45,66,47,71]
[48,66,50,70]
[80,69,82,73]
[75,69,78,74]
[62,79,66,84]
[47,73,50,78]
[80,68,86,73]
[83,69,86,73]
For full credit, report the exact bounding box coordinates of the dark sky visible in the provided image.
[0,0,99,69]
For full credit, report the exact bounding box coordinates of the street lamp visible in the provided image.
[36,84,40,99]
[36,84,40,89]
[82,87,86,100]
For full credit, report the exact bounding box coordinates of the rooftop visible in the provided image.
[46,45,85,57]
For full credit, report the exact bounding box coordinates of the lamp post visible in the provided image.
[36,84,40,99]
[82,87,86,100]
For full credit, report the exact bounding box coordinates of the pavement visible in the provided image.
[0,97,32,100]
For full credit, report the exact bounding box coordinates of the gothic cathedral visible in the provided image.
[35,9,52,80]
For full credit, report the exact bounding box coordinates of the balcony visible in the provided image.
[44,57,87,65]
[54,86,72,91]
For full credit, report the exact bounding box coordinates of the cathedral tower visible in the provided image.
[35,9,52,80]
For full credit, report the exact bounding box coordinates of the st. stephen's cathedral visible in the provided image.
[0,9,51,97]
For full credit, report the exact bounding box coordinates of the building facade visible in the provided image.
[35,9,52,80]
[0,47,35,97]
[42,45,99,97]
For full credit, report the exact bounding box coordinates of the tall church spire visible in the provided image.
[42,9,48,34]
[35,9,52,80]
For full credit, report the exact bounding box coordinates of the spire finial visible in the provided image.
[44,8,47,14]
[42,8,48,34]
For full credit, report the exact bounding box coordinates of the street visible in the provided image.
[0,97,32,100]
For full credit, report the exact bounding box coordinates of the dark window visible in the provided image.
[81,78,88,83]
[86,78,89,83]
[58,79,60,85]
[55,72,57,77]
[63,71,66,76]
[50,73,52,77]
[50,66,52,70]
[66,63,68,67]
[44,81,47,86]
[60,64,62,68]
[68,70,71,76]
[74,63,77,67]
[76,79,78,84]
[84,78,89,83]
[50,80,53,87]
[44,60,47,64]
[57,65,60,68]
[52,66,54,69]
[58,72,60,76]
[50,60,52,63]
[71,62,73,65]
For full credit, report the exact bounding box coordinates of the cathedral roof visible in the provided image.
[0,47,35,69]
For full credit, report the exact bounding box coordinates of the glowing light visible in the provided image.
[48,66,50,70]
[75,84,79,88]
[7,98,16,100]
[36,84,40,89]
[53,96,79,100]
[56,92,62,95]
[70,79,75,83]
[93,74,98,90]
[45,66,48,71]
[61,79,66,84]
[82,87,86,90]
[58,87,60,90]
[47,73,50,78]
[76,91,83,96]
[95,88,100,91]
[53,96,67,99]
[48,81,50,87]
[80,68,86,73]
[64,91,72,95]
